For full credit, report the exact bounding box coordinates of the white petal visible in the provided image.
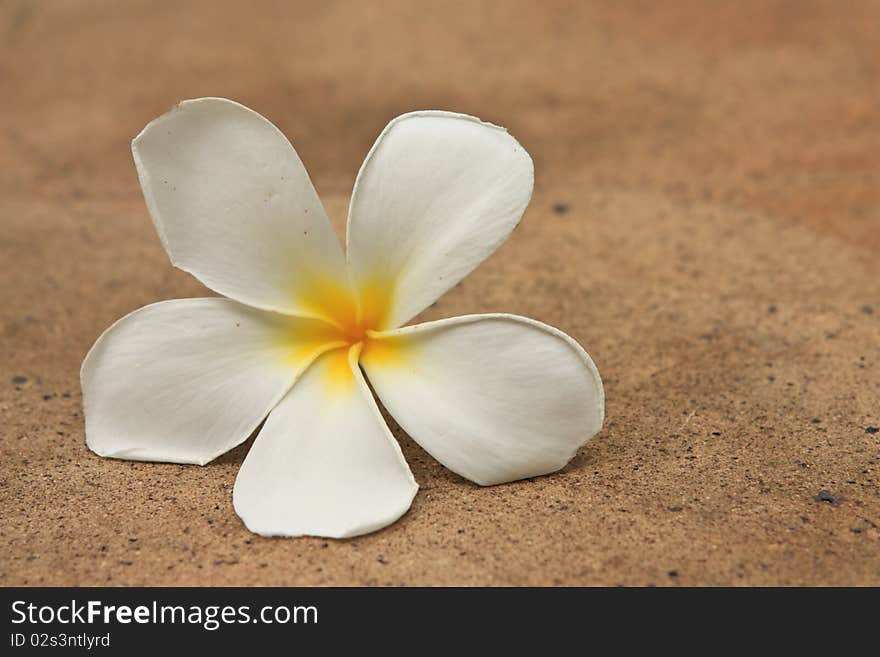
[233,346,418,538]
[361,314,604,486]
[346,112,534,329]
[82,298,334,465]
[132,98,348,318]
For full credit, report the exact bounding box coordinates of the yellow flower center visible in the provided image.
[283,273,402,393]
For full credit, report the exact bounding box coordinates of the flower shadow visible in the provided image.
[210,424,262,467]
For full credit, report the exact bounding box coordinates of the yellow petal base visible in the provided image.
[281,271,408,393]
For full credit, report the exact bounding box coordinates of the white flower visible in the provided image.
[81,98,604,538]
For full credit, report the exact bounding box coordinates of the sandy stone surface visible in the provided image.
[1,0,878,586]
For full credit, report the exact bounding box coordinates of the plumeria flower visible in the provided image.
[81,98,604,538]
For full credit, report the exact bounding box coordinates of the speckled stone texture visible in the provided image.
[1,0,878,586]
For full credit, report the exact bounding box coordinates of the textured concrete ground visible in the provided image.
[1,0,878,585]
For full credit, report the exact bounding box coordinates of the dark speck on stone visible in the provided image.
[768,305,777,314]
[552,202,571,215]
[862,305,873,315]
[667,570,678,577]
[810,418,821,424]
[668,506,683,512]
[814,490,840,505]
[866,427,879,434]
[42,394,51,400]
[12,375,27,384]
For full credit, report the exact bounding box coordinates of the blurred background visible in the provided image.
[1,1,878,585]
